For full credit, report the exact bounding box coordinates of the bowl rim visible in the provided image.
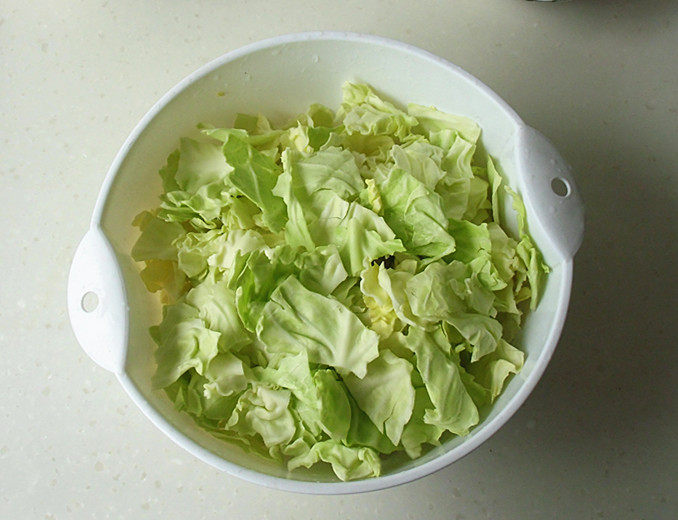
[95,31,573,494]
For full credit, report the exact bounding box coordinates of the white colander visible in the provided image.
[67,32,584,494]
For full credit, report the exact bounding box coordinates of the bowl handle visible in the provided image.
[515,125,585,259]
[67,227,128,373]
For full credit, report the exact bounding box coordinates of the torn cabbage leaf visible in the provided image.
[132,82,549,481]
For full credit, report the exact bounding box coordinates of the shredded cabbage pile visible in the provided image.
[131,82,548,480]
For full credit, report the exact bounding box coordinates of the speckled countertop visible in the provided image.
[1,1,676,519]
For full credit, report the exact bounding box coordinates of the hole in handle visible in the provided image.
[551,177,571,197]
[81,291,99,313]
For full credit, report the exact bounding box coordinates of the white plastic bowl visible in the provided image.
[67,32,584,494]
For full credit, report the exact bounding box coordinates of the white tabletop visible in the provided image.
[2,1,676,518]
